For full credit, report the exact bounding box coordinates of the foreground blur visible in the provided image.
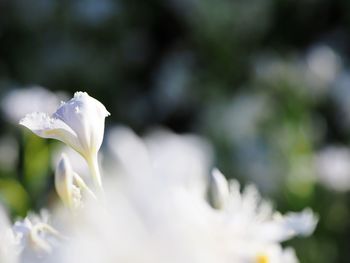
[0,104,317,262]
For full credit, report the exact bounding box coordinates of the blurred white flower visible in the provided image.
[1,86,66,124]
[306,45,342,86]
[207,169,317,261]
[254,51,341,99]
[252,245,298,263]
[19,92,110,189]
[144,129,213,196]
[107,126,212,197]
[44,128,316,263]
[314,146,350,192]
[0,205,19,263]
[55,154,96,209]
[12,211,61,255]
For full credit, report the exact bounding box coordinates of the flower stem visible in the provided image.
[87,156,103,193]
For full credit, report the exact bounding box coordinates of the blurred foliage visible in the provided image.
[1,0,350,262]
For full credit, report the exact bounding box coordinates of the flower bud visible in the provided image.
[209,168,229,209]
[55,154,96,209]
[55,154,77,209]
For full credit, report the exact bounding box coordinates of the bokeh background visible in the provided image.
[0,0,350,262]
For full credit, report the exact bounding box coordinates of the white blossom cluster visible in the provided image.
[0,92,317,263]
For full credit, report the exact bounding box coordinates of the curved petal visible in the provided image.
[259,208,318,242]
[280,208,318,238]
[19,112,81,154]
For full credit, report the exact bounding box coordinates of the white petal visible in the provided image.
[209,168,229,209]
[19,112,81,153]
[74,91,110,117]
[144,129,212,195]
[107,126,153,179]
[53,91,109,155]
[282,208,318,237]
[259,208,318,242]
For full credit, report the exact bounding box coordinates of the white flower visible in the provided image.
[46,128,315,263]
[307,44,342,85]
[55,153,96,209]
[0,205,19,263]
[19,92,110,189]
[252,245,298,263]
[12,211,61,254]
[207,169,318,262]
